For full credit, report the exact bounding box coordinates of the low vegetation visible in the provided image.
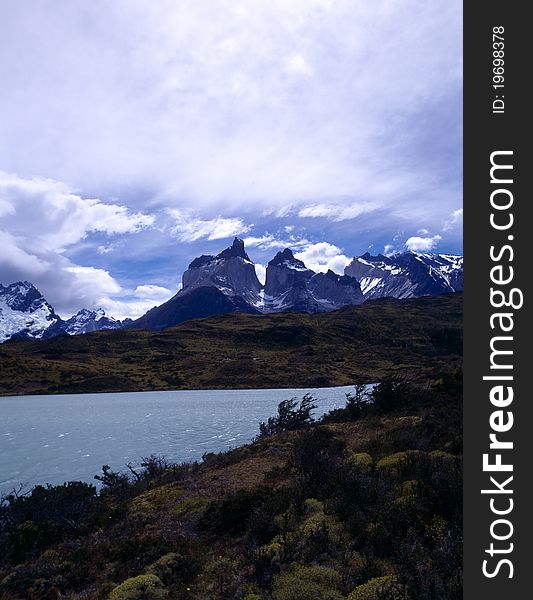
[0,370,462,599]
[0,294,462,395]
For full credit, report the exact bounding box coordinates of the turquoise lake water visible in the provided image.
[0,385,354,494]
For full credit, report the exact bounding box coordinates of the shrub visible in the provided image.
[370,379,414,415]
[146,552,198,586]
[259,394,317,437]
[291,428,346,493]
[271,564,344,600]
[347,453,374,474]
[108,574,168,600]
[198,488,269,536]
[347,575,406,600]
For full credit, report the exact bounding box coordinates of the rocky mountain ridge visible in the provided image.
[0,283,123,343]
[0,238,463,341]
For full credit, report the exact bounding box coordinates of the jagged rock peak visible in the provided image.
[187,238,250,270]
[216,237,250,261]
[268,248,308,270]
[188,254,215,269]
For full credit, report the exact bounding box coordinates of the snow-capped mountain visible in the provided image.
[0,283,123,343]
[129,238,263,331]
[181,237,263,306]
[60,308,123,335]
[261,248,363,313]
[0,282,60,343]
[129,239,363,330]
[1,241,464,340]
[344,252,463,300]
[128,239,463,331]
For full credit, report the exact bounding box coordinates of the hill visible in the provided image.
[0,294,462,396]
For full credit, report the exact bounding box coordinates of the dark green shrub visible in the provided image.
[108,574,168,599]
[291,428,346,493]
[271,564,344,600]
[259,394,317,437]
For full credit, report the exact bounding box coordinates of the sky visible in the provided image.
[0,0,462,319]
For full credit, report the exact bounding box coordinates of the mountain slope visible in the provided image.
[130,286,260,331]
[0,282,61,342]
[0,242,464,341]
[262,248,363,313]
[0,293,462,396]
[344,251,463,300]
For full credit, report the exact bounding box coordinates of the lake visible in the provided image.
[0,385,354,494]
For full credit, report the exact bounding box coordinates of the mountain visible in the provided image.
[181,237,262,306]
[58,308,122,336]
[128,240,365,331]
[1,242,464,340]
[128,239,262,331]
[0,282,61,342]
[344,251,463,300]
[262,248,363,313]
[0,282,123,343]
[130,286,260,332]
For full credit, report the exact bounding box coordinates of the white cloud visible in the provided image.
[167,209,251,242]
[285,54,313,77]
[383,244,395,256]
[254,263,267,285]
[0,0,462,219]
[134,284,173,300]
[443,208,463,231]
[0,172,154,316]
[295,242,351,274]
[0,171,154,252]
[243,233,309,250]
[96,284,175,320]
[405,234,442,252]
[0,198,15,217]
[298,201,379,221]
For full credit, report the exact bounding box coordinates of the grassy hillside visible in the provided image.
[0,373,462,600]
[0,294,462,396]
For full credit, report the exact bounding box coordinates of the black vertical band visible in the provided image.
[464,2,530,597]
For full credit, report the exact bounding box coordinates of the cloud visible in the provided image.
[0,198,15,217]
[285,54,313,77]
[167,209,251,242]
[404,235,442,252]
[295,242,351,274]
[97,284,175,320]
[243,233,309,250]
[0,0,462,220]
[0,171,154,252]
[254,263,267,285]
[298,201,379,221]
[0,172,154,316]
[134,284,173,300]
[443,208,463,231]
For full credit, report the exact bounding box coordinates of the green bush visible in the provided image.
[108,574,168,599]
[347,452,374,474]
[146,552,198,586]
[291,428,346,492]
[259,394,317,437]
[272,564,344,600]
[347,575,405,600]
